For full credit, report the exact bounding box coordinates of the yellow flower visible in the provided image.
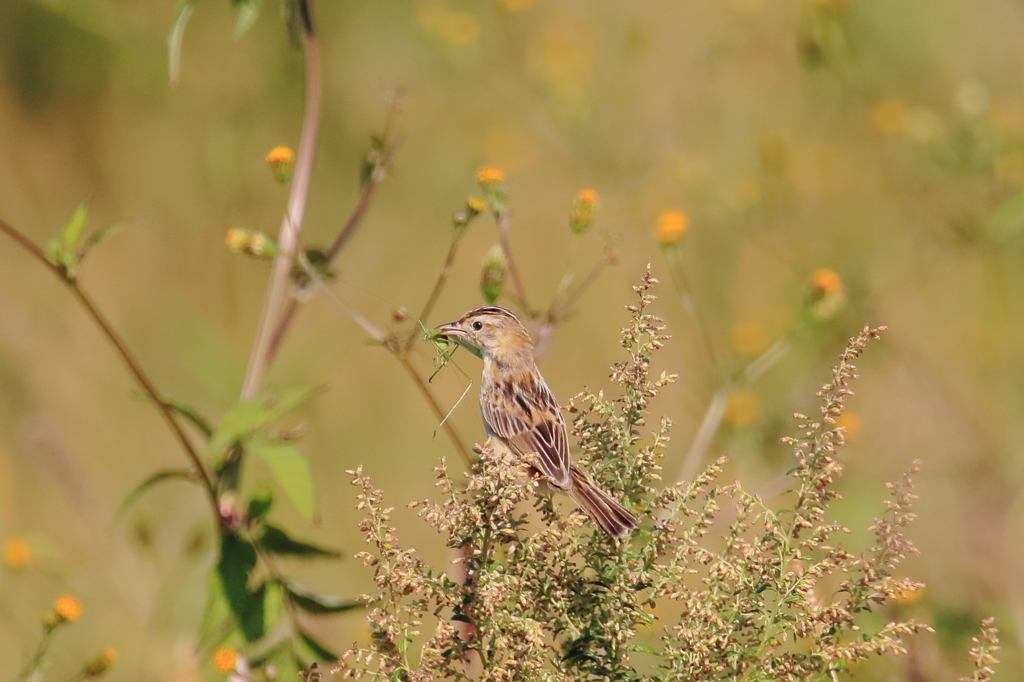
[723,391,760,428]
[84,647,117,676]
[466,196,487,216]
[570,189,599,235]
[3,537,31,570]
[266,146,296,184]
[212,647,238,674]
[811,268,843,296]
[656,210,689,244]
[870,100,908,135]
[730,321,768,356]
[54,595,82,622]
[835,412,861,441]
[225,228,247,253]
[476,167,506,185]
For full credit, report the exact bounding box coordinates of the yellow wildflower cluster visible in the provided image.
[476,167,505,185]
[3,537,31,570]
[266,146,296,184]
[212,647,238,674]
[656,210,689,245]
[570,188,599,235]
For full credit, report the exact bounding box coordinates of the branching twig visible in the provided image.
[265,103,399,368]
[0,217,218,510]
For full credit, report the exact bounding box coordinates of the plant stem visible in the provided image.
[241,0,321,399]
[397,356,473,466]
[496,211,530,312]
[265,102,398,369]
[0,217,218,510]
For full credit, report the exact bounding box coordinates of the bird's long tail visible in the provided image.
[564,466,638,538]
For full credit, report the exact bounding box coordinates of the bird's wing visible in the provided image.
[482,378,572,489]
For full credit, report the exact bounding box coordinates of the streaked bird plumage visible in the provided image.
[437,306,637,538]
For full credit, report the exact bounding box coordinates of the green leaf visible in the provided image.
[250,442,315,520]
[199,569,234,649]
[216,532,266,641]
[232,0,263,37]
[284,581,362,615]
[62,203,87,249]
[297,627,340,662]
[168,0,195,85]
[631,644,659,655]
[247,489,274,521]
[163,396,214,438]
[209,386,323,456]
[259,525,339,558]
[82,221,124,250]
[117,469,195,517]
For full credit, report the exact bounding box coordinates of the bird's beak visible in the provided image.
[436,321,467,339]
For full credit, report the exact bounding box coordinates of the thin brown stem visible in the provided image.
[266,104,398,368]
[0,218,218,510]
[398,356,473,466]
[496,212,530,312]
[551,250,614,321]
[241,1,321,399]
[413,235,463,339]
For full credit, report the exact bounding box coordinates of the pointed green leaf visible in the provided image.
[259,525,339,558]
[297,627,340,662]
[82,221,124,250]
[162,396,214,439]
[117,469,195,517]
[209,386,323,456]
[250,442,314,520]
[199,569,234,649]
[232,0,263,37]
[217,532,266,641]
[247,489,274,521]
[285,581,362,616]
[62,204,87,249]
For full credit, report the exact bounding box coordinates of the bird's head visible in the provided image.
[436,306,534,360]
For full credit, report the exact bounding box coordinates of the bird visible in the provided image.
[436,305,638,538]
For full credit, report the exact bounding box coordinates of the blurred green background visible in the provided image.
[2,0,1024,678]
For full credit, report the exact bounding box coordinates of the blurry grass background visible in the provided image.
[1,0,1024,678]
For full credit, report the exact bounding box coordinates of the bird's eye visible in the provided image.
[472,321,483,331]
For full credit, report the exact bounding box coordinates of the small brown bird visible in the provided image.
[437,306,637,538]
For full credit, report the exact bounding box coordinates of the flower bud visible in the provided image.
[476,167,508,214]
[570,189,599,235]
[808,268,846,320]
[480,244,508,304]
[84,647,117,677]
[656,210,689,245]
[266,146,296,184]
